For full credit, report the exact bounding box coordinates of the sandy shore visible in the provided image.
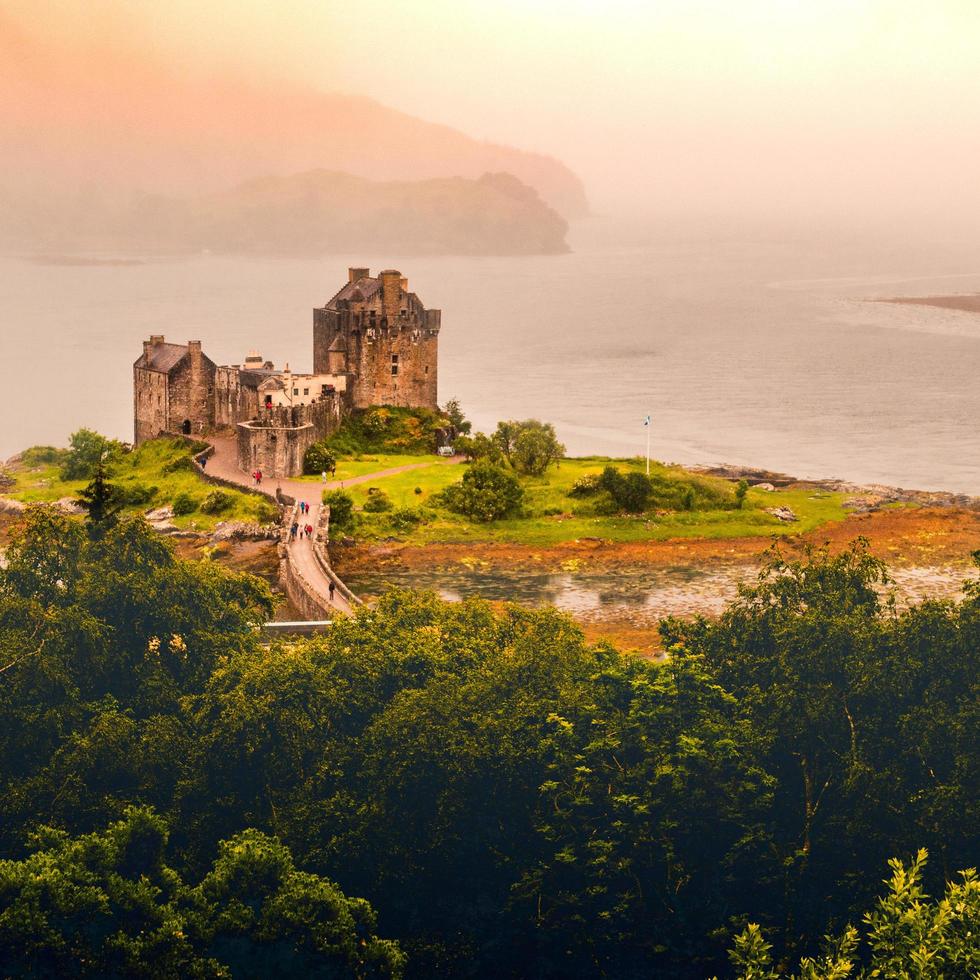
[876,293,980,315]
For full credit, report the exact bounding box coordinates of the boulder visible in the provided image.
[210,521,278,543]
[145,506,175,522]
[754,482,776,492]
[55,497,86,515]
[766,506,799,523]
[0,497,26,514]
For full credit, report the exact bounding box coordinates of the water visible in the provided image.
[2,218,980,492]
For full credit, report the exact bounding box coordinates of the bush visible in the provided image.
[323,490,355,536]
[121,482,157,506]
[388,508,426,531]
[568,474,602,498]
[542,506,564,517]
[60,429,125,481]
[21,446,66,467]
[172,492,198,516]
[322,406,452,456]
[438,462,524,523]
[363,488,394,513]
[303,442,336,476]
[599,467,652,513]
[200,490,233,515]
[735,479,749,509]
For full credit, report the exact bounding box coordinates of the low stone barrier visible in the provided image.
[312,505,363,607]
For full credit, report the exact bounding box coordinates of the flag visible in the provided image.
[643,415,651,426]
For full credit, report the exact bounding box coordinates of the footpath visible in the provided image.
[199,436,461,620]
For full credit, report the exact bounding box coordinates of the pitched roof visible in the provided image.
[135,343,188,374]
[325,276,381,310]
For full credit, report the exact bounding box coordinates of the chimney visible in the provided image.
[144,335,164,362]
[348,267,370,283]
[400,277,408,292]
[380,269,401,318]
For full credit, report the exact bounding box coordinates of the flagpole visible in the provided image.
[646,418,650,476]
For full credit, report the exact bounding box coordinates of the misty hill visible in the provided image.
[5,170,570,257]
[0,15,588,221]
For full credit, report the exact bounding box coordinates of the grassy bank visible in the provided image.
[332,453,849,546]
[3,438,275,531]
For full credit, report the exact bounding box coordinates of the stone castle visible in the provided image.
[133,268,441,477]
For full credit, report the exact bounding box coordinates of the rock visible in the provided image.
[55,497,86,515]
[210,521,278,543]
[145,506,175,522]
[754,482,776,492]
[152,521,179,533]
[766,506,799,523]
[0,497,26,514]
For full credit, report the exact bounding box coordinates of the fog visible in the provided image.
[3,0,980,231]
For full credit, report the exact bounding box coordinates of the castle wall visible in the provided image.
[350,323,438,410]
[215,366,261,428]
[237,421,317,479]
[313,309,343,375]
[133,368,169,444]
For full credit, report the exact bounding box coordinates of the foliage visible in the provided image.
[0,807,404,979]
[442,398,472,439]
[200,490,233,515]
[20,445,66,467]
[453,432,501,463]
[172,491,198,516]
[727,851,980,979]
[77,464,124,532]
[493,419,565,476]
[60,428,126,481]
[735,479,750,509]
[324,407,451,456]
[303,442,337,476]
[438,461,524,522]
[323,490,355,536]
[120,481,158,506]
[598,465,652,512]
[363,488,394,513]
[568,473,602,497]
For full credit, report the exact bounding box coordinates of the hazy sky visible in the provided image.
[5,0,980,224]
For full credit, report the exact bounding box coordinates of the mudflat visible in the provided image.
[877,293,980,314]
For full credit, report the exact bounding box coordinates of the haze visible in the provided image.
[3,0,980,231]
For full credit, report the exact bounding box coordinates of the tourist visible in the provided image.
[290,521,298,540]
[322,470,327,483]
[328,580,336,603]
[306,523,313,538]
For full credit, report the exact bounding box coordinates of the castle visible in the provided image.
[133,268,441,477]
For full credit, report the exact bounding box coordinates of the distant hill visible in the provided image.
[5,170,570,257]
[0,17,589,221]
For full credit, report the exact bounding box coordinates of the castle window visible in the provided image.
[303,387,309,396]
[425,366,429,375]
[391,353,399,377]
[293,388,299,396]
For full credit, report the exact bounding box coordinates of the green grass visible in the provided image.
[4,439,276,531]
[295,454,442,483]
[336,454,850,546]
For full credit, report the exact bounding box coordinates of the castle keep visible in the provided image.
[133,268,441,477]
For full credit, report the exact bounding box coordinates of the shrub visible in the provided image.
[21,446,66,467]
[363,488,394,513]
[438,462,524,523]
[735,479,749,509]
[569,474,602,498]
[255,499,279,524]
[172,492,198,516]
[200,490,233,515]
[121,482,157,506]
[388,508,426,531]
[323,490,355,535]
[681,487,696,511]
[599,467,652,513]
[303,442,336,476]
[542,506,564,517]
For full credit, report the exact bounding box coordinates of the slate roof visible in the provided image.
[134,343,188,374]
[325,276,382,309]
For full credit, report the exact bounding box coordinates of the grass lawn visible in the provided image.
[335,454,850,546]
[295,454,443,483]
[4,439,276,532]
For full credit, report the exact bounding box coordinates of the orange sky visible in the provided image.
[4,0,980,227]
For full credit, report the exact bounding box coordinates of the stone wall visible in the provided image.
[237,420,316,479]
[215,365,261,428]
[133,368,169,443]
[350,319,438,410]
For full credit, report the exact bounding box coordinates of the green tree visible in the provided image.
[598,465,652,512]
[303,442,336,476]
[493,419,564,475]
[727,851,980,980]
[442,398,472,439]
[60,428,125,481]
[453,432,500,463]
[0,807,405,979]
[735,479,749,509]
[439,461,524,522]
[323,490,355,536]
[77,463,124,534]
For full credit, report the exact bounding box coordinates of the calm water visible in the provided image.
[2,219,980,492]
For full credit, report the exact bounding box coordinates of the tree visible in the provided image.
[453,432,500,463]
[493,419,564,476]
[60,428,125,481]
[727,851,980,980]
[323,490,355,536]
[304,442,336,476]
[0,807,405,979]
[77,463,124,534]
[439,462,524,522]
[442,398,472,439]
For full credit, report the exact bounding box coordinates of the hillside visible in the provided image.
[15,169,570,257]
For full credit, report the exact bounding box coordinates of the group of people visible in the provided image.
[290,519,315,540]
[251,469,264,485]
